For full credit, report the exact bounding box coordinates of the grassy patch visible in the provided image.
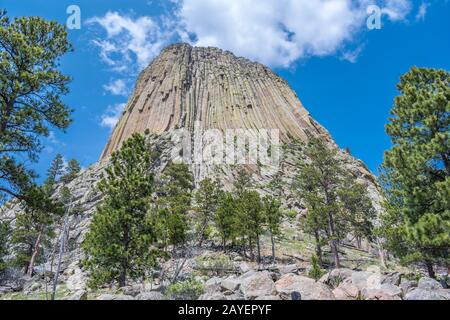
[0,284,69,300]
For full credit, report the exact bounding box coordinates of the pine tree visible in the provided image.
[234,168,252,197]
[194,177,223,246]
[214,192,237,252]
[45,154,65,189]
[157,162,194,250]
[0,220,10,275]
[262,195,284,263]
[294,138,346,268]
[82,134,161,288]
[0,11,72,203]
[60,159,81,184]
[239,190,264,263]
[380,67,450,278]
[11,185,64,276]
[338,179,375,249]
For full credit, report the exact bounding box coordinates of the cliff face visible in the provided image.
[101,43,332,159]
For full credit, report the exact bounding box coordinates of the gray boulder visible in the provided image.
[64,290,88,300]
[239,271,275,300]
[275,274,335,300]
[135,291,166,300]
[199,292,229,300]
[277,264,298,275]
[96,294,134,300]
[238,262,252,274]
[350,271,378,291]
[319,268,354,288]
[400,278,417,294]
[120,285,142,297]
[381,272,402,286]
[418,277,443,291]
[332,280,360,300]
[362,283,402,300]
[255,295,281,300]
[405,288,450,300]
[221,276,240,292]
[204,277,222,293]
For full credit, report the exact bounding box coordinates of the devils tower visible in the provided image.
[101,43,334,159]
[99,43,376,192]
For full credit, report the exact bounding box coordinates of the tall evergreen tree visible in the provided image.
[45,154,65,189]
[11,184,64,276]
[239,190,264,263]
[338,179,376,249]
[294,138,346,268]
[0,11,72,203]
[234,168,252,197]
[380,67,450,278]
[194,177,223,246]
[214,192,237,252]
[82,134,161,288]
[60,159,81,184]
[262,195,284,263]
[157,162,194,250]
[0,220,9,275]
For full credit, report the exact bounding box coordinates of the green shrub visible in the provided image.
[403,272,422,282]
[194,253,234,276]
[308,254,325,281]
[286,210,298,220]
[166,278,205,300]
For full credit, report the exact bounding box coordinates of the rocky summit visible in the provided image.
[0,43,447,301]
[101,43,329,158]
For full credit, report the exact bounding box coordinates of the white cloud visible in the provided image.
[176,0,363,67]
[87,11,175,72]
[341,44,365,63]
[103,79,128,96]
[380,0,412,21]
[175,0,414,68]
[100,103,126,129]
[416,2,429,21]
[88,0,416,72]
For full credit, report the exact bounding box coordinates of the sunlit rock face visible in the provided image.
[100,43,332,160]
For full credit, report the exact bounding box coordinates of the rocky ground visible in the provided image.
[1,251,449,300]
[0,157,448,301]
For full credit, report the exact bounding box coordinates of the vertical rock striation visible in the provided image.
[101,43,332,159]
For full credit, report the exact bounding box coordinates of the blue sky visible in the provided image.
[3,0,450,181]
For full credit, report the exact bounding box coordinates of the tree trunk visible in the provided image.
[425,260,436,279]
[118,269,127,288]
[256,234,261,264]
[271,233,276,263]
[119,226,130,288]
[356,236,362,249]
[330,240,340,268]
[52,213,69,300]
[197,221,208,247]
[376,238,387,268]
[27,232,42,277]
[248,237,254,261]
[327,212,340,268]
[314,230,323,267]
